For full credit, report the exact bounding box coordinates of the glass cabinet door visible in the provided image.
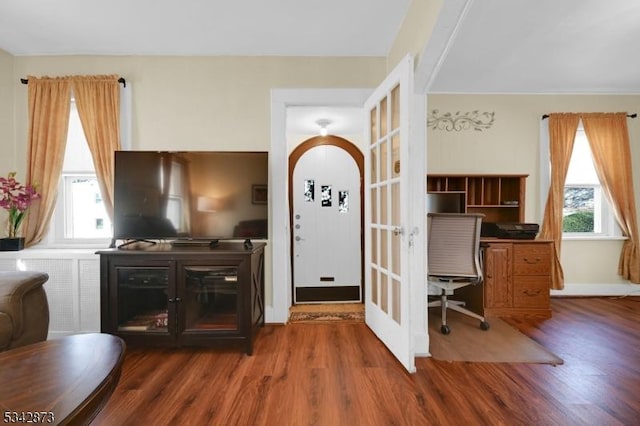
[183,266,239,331]
[116,267,169,333]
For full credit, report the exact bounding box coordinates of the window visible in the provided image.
[61,175,111,238]
[47,101,112,245]
[562,125,619,237]
[39,84,131,247]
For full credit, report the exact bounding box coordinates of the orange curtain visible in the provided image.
[539,113,580,290]
[71,75,121,221]
[581,113,640,283]
[24,77,72,247]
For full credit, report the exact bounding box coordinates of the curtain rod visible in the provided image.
[20,77,126,87]
[542,113,637,120]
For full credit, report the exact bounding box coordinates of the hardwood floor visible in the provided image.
[92,297,640,425]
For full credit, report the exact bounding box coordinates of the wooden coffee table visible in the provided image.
[0,333,125,425]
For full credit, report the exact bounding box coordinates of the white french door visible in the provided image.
[364,55,426,373]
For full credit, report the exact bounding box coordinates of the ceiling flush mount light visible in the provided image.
[316,119,331,136]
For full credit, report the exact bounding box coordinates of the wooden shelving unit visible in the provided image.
[427,174,527,223]
[427,173,552,318]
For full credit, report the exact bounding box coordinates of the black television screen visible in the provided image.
[113,151,268,242]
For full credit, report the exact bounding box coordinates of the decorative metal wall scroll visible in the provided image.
[427,109,495,132]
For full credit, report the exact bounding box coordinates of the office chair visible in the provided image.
[427,213,490,335]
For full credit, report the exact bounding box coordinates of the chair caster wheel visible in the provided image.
[440,325,450,335]
[480,321,490,331]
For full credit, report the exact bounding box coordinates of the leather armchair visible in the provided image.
[0,271,50,351]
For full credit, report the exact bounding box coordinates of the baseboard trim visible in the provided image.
[266,305,287,324]
[413,332,430,357]
[552,282,640,297]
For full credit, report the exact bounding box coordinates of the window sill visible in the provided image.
[0,247,100,259]
[36,244,112,249]
[563,235,627,241]
[33,239,113,250]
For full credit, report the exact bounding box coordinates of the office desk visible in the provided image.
[457,238,553,319]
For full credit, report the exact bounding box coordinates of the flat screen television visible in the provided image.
[113,151,268,246]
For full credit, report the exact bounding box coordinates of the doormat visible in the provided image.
[289,303,364,323]
[428,309,563,365]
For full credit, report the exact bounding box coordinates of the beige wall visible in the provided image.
[0,49,14,229]
[10,56,386,178]
[387,0,443,72]
[427,93,640,285]
[0,49,14,174]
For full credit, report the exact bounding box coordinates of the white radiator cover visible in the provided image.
[0,249,101,338]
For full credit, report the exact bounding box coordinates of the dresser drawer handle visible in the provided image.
[523,289,541,296]
[523,257,541,264]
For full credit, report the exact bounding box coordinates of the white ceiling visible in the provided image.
[1,0,639,134]
[428,0,640,94]
[0,0,411,57]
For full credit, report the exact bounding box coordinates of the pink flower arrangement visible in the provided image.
[0,172,40,239]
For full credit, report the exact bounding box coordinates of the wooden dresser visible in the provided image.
[482,239,553,318]
[456,239,553,319]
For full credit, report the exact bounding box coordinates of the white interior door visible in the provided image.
[365,55,423,373]
[292,145,361,302]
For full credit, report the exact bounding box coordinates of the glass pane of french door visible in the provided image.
[369,83,402,325]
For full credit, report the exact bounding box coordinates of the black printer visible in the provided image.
[481,222,540,240]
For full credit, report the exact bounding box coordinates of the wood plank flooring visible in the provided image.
[91,297,640,425]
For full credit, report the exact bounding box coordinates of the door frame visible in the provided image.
[288,136,364,303]
[269,89,371,323]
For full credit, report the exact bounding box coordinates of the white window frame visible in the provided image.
[35,83,132,248]
[540,119,622,241]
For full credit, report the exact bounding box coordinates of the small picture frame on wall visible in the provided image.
[252,184,268,204]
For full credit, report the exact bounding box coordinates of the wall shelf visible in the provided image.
[427,174,527,223]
